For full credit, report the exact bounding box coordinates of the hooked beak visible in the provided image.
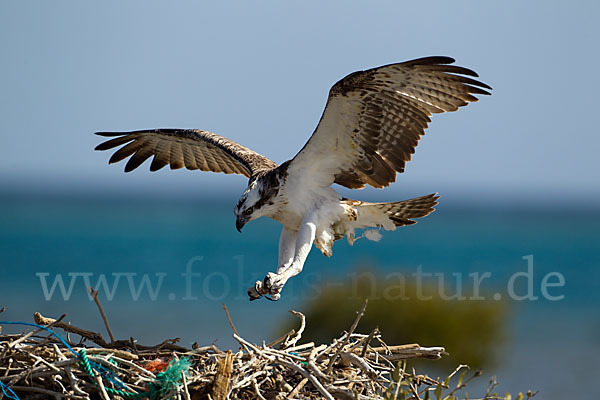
[236,217,247,233]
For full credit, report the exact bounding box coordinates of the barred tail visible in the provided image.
[332,193,439,248]
[351,193,440,228]
[382,193,439,226]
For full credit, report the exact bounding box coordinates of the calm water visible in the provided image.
[0,194,599,398]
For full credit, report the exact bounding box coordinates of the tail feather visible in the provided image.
[333,193,439,249]
[353,193,439,228]
[380,193,439,226]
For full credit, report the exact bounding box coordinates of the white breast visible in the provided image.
[277,174,343,230]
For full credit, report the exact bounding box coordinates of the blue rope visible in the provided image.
[1,321,189,399]
[0,320,79,357]
[0,381,19,400]
[0,321,130,394]
[289,351,308,366]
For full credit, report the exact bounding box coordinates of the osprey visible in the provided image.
[95,56,491,301]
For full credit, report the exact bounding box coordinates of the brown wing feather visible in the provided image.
[289,56,491,189]
[95,129,277,178]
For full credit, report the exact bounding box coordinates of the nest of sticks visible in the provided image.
[0,301,532,400]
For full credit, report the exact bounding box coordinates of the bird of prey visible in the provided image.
[95,56,491,301]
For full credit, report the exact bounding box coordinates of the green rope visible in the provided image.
[148,357,191,400]
[79,349,190,399]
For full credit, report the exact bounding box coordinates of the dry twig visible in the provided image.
[87,286,116,343]
[0,304,517,400]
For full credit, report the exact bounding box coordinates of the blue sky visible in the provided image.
[1,1,598,205]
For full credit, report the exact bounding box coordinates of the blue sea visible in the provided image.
[1,193,599,398]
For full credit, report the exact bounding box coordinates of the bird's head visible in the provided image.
[233,175,279,232]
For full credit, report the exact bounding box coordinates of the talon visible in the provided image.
[255,280,264,293]
[263,272,284,299]
[265,293,281,301]
[248,292,261,301]
[250,272,285,301]
[248,280,264,301]
[264,272,276,288]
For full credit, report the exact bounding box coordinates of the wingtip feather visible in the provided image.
[95,131,121,137]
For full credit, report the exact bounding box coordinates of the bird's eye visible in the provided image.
[244,207,253,215]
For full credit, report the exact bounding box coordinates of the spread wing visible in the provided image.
[95,129,277,178]
[288,56,492,189]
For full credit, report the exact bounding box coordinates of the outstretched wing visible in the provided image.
[95,129,277,178]
[288,56,491,189]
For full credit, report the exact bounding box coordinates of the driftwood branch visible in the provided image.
[33,312,188,353]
